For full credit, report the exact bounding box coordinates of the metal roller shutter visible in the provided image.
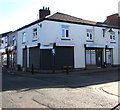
[55,47,74,69]
[40,49,53,70]
[29,47,40,69]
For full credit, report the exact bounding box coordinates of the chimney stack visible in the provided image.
[39,6,51,19]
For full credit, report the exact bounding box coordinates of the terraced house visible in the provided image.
[1,7,120,71]
[0,31,12,67]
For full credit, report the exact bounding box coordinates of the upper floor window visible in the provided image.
[22,32,26,43]
[5,37,7,44]
[86,29,93,42]
[33,28,37,41]
[110,32,115,43]
[13,36,16,46]
[61,25,70,40]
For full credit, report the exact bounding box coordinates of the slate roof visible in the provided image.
[16,12,120,31]
[0,31,12,38]
[47,12,97,25]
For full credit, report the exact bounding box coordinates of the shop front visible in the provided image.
[22,42,75,71]
[85,44,113,68]
[85,48,103,68]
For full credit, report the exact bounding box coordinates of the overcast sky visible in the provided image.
[0,0,119,33]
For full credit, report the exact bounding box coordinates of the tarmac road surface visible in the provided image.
[2,67,119,108]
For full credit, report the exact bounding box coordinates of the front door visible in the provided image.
[96,49,103,67]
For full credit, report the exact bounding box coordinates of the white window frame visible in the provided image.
[110,32,115,43]
[86,29,93,42]
[61,25,70,40]
[22,32,26,43]
[33,28,38,41]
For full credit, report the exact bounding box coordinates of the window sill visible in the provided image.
[61,38,71,40]
[22,42,26,44]
[86,40,94,42]
[110,42,116,43]
[32,39,37,42]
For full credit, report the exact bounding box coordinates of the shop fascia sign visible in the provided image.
[86,44,105,48]
[56,42,75,47]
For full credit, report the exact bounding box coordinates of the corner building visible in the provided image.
[16,8,120,71]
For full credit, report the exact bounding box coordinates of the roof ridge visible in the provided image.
[55,12,83,20]
[53,12,97,23]
[15,12,120,32]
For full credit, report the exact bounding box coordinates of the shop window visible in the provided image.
[86,49,96,65]
[106,49,112,65]
[86,50,91,64]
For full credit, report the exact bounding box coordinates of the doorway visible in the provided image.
[96,49,103,67]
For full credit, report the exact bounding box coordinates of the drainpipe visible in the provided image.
[84,44,87,70]
[25,45,27,70]
[104,45,107,68]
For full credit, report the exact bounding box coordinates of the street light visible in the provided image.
[108,28,114,32]
[102,28,114,37]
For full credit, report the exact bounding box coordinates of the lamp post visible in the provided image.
[52,48,55,73]
[102,28,114,37]
[104,45,107,68]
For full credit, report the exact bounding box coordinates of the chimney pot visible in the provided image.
[39,6,51,19]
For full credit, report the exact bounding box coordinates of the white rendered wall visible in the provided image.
[17,20,119,68]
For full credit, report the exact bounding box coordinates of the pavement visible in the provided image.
[102,82,119,97]
[6,65,119,76]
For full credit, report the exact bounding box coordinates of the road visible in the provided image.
[2,67,119,108]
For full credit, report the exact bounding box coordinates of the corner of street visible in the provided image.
[1,66,120,109]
